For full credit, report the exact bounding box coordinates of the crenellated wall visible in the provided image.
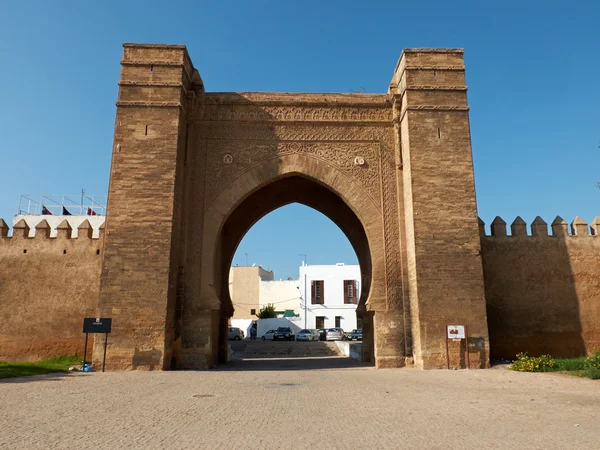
[480,215,600,359]
[0,218,104,361]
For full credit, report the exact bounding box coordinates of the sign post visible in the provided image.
[82,318,112,372]
[445,324,469,369]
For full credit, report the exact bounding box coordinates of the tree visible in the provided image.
[257,303,277,319]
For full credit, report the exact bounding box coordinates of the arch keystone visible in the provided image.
[551,216,568,237]
[571,216,589,236]
[491,216,507,237]
[531,216,548,237]
[510,216,527,237]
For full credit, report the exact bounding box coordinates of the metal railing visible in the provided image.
[17,194,107,216]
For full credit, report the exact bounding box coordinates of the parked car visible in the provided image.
[325,328,344,341]
[349,329,363,341]
[317,329,327,341]
[297,329,319,341]
[228,327,244,341]
[261,329,276,341]
[273,327,295,341]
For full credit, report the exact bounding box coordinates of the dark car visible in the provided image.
[317,329,327,341]
[273,327,295,341]
[349,329,363,340]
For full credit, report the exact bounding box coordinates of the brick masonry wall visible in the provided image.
[392,49,490,369]
[0,221,103,361]
[95,44,194,370]
[481,217,600,359]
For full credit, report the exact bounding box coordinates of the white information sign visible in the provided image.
[447,325,465,340]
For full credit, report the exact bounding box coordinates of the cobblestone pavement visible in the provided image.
[1,357,600,449]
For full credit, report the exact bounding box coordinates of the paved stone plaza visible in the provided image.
[1,355,599,449]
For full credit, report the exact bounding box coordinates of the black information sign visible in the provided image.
[83,317,112,334]
[82,317,112,372]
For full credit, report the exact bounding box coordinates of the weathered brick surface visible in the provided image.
[391,49,490,369]
[0,226,102,361]
[93,45,491,370]
[94,44,195,370]
[481,218,600,359]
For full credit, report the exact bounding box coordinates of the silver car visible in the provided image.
[296,329,319,341]
[261,329,276,341]
[325,328,344,341]
[228,327,244,340]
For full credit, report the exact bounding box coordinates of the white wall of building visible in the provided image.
[298,263,361,332]
[230,317,303,338]
[256,318,302,337]
[260,279,300,313]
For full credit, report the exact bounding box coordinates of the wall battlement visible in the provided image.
[0,217,105,243]
[479,215,600,238]
[480,214,600,359]
[0,217,103,362]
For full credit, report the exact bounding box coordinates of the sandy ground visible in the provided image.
[1,354,599,449]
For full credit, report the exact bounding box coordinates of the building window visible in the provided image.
[335,316,341,328]
[344,280,357,304]
[311,280,325,304]
[250,309,256,316]
[316,316,325,329]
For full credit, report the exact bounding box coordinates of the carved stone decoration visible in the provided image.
[354,156,366,166]
[204,141,381,210]
[379,130,403,311]
[199,104,392,123]
[199,123,388,142]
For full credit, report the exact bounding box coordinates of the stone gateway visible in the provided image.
[1,44,598,370]
[95,44,489,370]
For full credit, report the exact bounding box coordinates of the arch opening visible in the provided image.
[214,175,373,366]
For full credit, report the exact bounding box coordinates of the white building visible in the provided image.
[298,262,361,332]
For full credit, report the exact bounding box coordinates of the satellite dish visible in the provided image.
[251,263,256,267]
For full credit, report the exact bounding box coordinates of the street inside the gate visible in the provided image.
[1,352,599,450]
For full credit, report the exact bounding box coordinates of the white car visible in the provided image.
[261,329,276,341]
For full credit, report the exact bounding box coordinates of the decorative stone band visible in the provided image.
[395,105,470,124]
[198,104,393,123]
[116,100,182,108]
[404,65,466,71]
[120,60,184,66]
[479,216,600,238]
[118,81,186,87]
[120,59,196,87]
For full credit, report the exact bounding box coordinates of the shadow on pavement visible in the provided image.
[0,372,86,383]
[217,356,371,371]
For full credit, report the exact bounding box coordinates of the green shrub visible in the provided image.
[553,357,586,372]
[584,349,600,380]
[510,352,556,372]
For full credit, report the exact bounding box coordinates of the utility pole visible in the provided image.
[299,254,308,329]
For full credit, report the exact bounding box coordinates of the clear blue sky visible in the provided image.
[1,1,598,279]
